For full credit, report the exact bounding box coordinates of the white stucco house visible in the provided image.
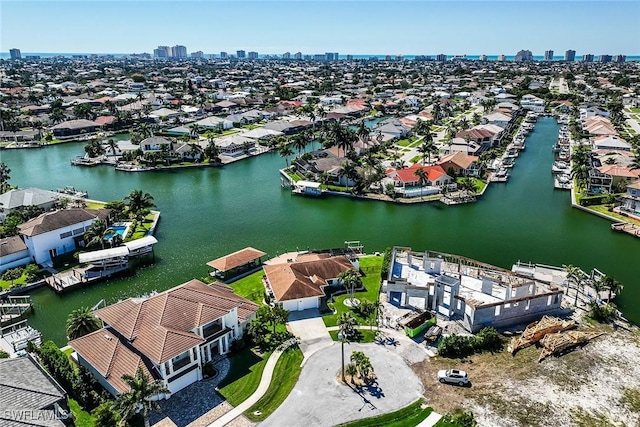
[520,94,545,113]
[70,279,259,397]
[18,208,110,267]
[0,235,32,273]
[264,254,358,311]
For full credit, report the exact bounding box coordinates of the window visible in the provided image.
[495,305,501,316]
[172,351,191,371]
[60,231,72,239]
[73,227,85,235]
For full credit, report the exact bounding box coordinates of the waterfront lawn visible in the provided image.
[337,400,432,427]
[245,347,304,422]
[128,213,156,240]
[0,267,45,290]
[588,205,640,224]
[328,329,377,343]
[456,177,487,193]
[230,270,266,305]
[323,255,383,328]
[218,348,272,407]
[68,398,96,427]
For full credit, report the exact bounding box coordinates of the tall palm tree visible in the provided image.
[564,264,583,306]
[114,367,169,427]
[414,167,428,187]
[629,153,640,171]
[189,123,201,138]
[83,219,113,249]
[204,140,221,164]
[601,275,623,303]
[417,141,437,165]
[459,177,478,195]
[338,269,361,301]
[0,162,11,193]
[66,307,101,340]
[338,312,357,341]
[278,143,294,167]
[125,190,156,218]
[357,121,370,146]
[291,134,307,157]
[107,139,118,155]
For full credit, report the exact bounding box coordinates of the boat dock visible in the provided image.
[0,295,34,324]
[611,222,640,238]
[0,320,42,355]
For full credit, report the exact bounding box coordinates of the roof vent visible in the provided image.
[105,335,112,341]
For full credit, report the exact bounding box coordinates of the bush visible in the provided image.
[24,264,40,282]
[230,339,246,354]
[0,350,9,358]
[380,247,392,279]
[589,301,618,322]
[579,194,608,206]
[2,266,23,283]
[203,361,217,378]
[438,327,504,358]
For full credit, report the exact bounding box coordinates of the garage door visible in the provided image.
[168,367,200,394]
[297,298,318,311]
[389,291,403,306]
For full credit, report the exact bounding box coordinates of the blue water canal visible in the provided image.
[2,117,638,344]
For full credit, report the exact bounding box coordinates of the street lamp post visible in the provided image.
[338,332,345,382]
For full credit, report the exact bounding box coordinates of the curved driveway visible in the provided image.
[260,342,424,426]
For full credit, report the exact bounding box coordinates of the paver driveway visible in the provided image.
[287,309,333,360]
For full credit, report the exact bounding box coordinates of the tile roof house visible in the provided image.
[18,208,110,267]
[0,235,32,274]
[50,119,102,139]
[437,152,481,176]
[70,279,259,397]
[0,187,59,222]
[264,255,357,311]
[0,355,69,426]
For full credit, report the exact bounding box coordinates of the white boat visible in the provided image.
[552,161,570,174]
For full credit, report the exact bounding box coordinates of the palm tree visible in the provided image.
[189,123,201,138]
[188,143,203,162]
[107,139,118,155]
[0,162,11,193]
[278,143,294,167]
[417,141,437,165]
[414,167,428,187]
[204,140,221,164]
[66,307,101,340]
[564,264,583,306]
[125,190,156,218]
[291,134,307,157]
[601,275,623,303]
[459,177,478,195]
[83,219,113,249]
[114,367,169,427]
[338,269,361,302]
[356,121,370,146]
[629,153,640,171]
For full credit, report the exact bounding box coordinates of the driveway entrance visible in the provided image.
[287,309,333,360]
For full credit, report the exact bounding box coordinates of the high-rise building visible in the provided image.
[334,52,339,60]
[282,52,291,60]
[385,55,392,61]
[236,50,246,59]
[325,52,335,61]
[514,49,533,62]
[564,49,576,61]
[154,46,169,58]
[294,52,302,60]
[396,55,403,61]
[614,54,626,63]
[598,54,612,63]
[436,53,447,62]
[497,54,506,62]
[220,52,228,59]
[314,54,325,61]
[582,54,594,62]
[479,54,488,61]
[346,54,353,61]
[172,45,187,58]
[248,51,258,60]
[190,51,203,59]
[9,48,21,60]
[544,50,554,61]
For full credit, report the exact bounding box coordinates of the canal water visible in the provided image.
[2,118,638,344]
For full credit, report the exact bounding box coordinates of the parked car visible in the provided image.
[437,369,469,386]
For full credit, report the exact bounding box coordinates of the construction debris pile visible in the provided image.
[508,315,603,362]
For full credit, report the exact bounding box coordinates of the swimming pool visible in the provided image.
[104,223,132,241]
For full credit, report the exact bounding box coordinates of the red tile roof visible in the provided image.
[206,247,267,272]
[265,256,354,302]
[391,164,448,184]
[95,279,258,363]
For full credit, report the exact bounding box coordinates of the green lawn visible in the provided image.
[0,266,45,290]
[68,398,96,427]
[217,348,272,407]
[409,156,422,164]
[396,139,411,147]
[587,205,640,224]
[229,270,266,304]
[328,329,377,343]
[336,399,432,427]
[245,347,304,422]
[323,255,383,328]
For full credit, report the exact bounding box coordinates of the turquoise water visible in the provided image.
[1,117,639,345]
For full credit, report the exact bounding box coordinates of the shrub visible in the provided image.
[24,264,40,282]
[0,350,9,359]
[230,339,246,354]
[589,301,618,322]
[2,266,23,283]
[380,247,392,279]
[438,327,504,358]
[203,361,217,378]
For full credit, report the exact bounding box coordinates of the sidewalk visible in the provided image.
[206,350,283,427]
[417,411,443,427]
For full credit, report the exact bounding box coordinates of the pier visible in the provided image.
[0,295,34,323]
[611,222,640,238]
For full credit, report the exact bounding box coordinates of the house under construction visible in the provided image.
[384,247,565,333]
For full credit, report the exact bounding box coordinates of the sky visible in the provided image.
[1,1,639,56]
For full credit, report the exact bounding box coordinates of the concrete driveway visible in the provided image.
[260,342,424,427]
[287,309,333,360]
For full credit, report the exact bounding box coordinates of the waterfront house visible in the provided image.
[445,137,483,156]
[0,355,69,426]
[384,247,564,333]
[0,235,32,273]
[50,119,102,139]
[520,94,545,113]
[18,208,111,267]
[70,279,259,397]
[437,152,481,177]
[140,136,174,153]
[482,112,512,129]
[386,165,454,198]
[0,188,59,222]
[195,115,234,130]
[620,180,640,218]
[263,254,357,311]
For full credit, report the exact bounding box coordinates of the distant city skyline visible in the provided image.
[1,1,639,55]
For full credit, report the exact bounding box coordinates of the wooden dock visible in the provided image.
[611,222,640,238]
[0,296,34,324]
[45,264,129,293]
